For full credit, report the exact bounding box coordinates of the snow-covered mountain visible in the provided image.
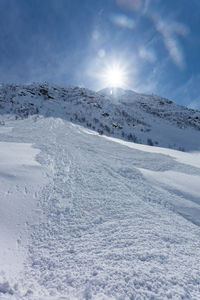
[0,83,200,151]
[0,83,200,299]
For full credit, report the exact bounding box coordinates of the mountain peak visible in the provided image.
[0,82,200,151]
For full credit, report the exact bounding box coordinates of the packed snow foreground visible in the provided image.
[0,115,200,300]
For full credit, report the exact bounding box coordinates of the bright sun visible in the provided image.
[104,66,125,87]
[101,63,127,88]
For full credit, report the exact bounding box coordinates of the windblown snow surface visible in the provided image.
[0,116,200,299]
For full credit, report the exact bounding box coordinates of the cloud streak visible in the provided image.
[152,15,189,69]
[110,13,135,29]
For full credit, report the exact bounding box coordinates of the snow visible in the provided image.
[0,142,40,166]
[139,168,200,226]
[139,169,200,198]
[0,140,47,290]
[0,82,200,152]
[103,133,200,168]
[0,127,13,134]
[0,117,200,299]
[0,83,200,299]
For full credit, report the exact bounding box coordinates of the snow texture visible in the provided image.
[0,115,199,299]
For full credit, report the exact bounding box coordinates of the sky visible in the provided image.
[0,0,200,109]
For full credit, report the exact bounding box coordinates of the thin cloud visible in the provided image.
[152,15,189,69]
[110,13,135,29]
[143,0,151,14]
[138,46,157,63]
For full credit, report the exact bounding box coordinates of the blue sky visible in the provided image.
[0,0,200,108]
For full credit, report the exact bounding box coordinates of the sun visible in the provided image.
[96,57,131,89]
[101,63,127,88]
[104,66,125,87]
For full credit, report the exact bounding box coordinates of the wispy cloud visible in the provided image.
[152,15,189,69]
[110,13,135,29]
[143,0,151,15]
[138,46,156,63]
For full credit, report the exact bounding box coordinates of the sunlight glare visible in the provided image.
[104,65,126,87]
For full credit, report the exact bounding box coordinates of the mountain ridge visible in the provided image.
[0,82,200,151]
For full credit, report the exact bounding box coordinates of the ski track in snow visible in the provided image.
[0,118,200,299]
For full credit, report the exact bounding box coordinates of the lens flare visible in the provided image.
[91,55,135,90]
[101,63,127,87]
[105,66,124,87]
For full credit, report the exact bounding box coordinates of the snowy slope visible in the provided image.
[0,83,200,151]
[0,116,200,299]
[0,140,47,278]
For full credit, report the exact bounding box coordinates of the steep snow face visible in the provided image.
[0,83,200,152]
[0,117,200,299]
